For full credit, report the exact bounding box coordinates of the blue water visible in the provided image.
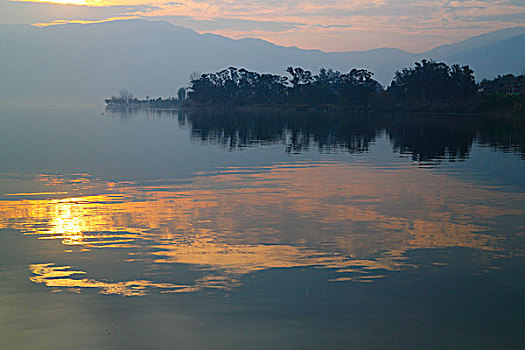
[1,105,524,349]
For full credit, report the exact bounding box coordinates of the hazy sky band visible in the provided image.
[2,0,525,51]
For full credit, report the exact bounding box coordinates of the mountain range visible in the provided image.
[1,19,524,104]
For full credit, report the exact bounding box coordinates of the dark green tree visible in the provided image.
[388,59,476,108]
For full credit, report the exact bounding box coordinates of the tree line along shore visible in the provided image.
[105,60,525,115]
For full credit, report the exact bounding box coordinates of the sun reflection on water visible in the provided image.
[1,162,523,295]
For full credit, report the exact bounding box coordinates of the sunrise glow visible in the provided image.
[7,0,525,51]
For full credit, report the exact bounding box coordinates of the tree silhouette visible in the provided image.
[177,87,187,101]
[389,60,476,107]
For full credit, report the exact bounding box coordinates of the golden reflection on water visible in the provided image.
[30,263,238,296]
[1,162,523,295]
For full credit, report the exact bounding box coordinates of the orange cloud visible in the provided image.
[10,0,524,51]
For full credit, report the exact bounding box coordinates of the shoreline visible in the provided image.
[105,104,521,118]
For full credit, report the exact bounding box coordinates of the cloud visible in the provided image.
[1,1,151,24]
[455,12,525,22]
[2,0,524,51]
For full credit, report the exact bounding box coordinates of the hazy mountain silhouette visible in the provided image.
[424,26,525,57]
[1,19,523,104]
[439,34,525,80]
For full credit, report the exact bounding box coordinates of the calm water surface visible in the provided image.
[1,105,524,349]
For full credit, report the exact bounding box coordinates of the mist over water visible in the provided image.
[1,105,524,349]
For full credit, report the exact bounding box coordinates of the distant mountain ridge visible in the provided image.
[1,20,523,104]
[424,26,525,57]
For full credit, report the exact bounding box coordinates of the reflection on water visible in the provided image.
[107,108,525,161]
[2,161,523,295]
[29,263,238,296]
[2,106,524,348]
[0,106,525,349]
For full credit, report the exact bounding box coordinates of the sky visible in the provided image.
[1,0,524,52]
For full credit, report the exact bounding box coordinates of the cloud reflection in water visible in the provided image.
[1,161,523,295]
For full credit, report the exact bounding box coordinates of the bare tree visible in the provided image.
[189,71,201,84]
[119,89,134,102]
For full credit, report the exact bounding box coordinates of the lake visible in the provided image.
[1,105,524,349]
